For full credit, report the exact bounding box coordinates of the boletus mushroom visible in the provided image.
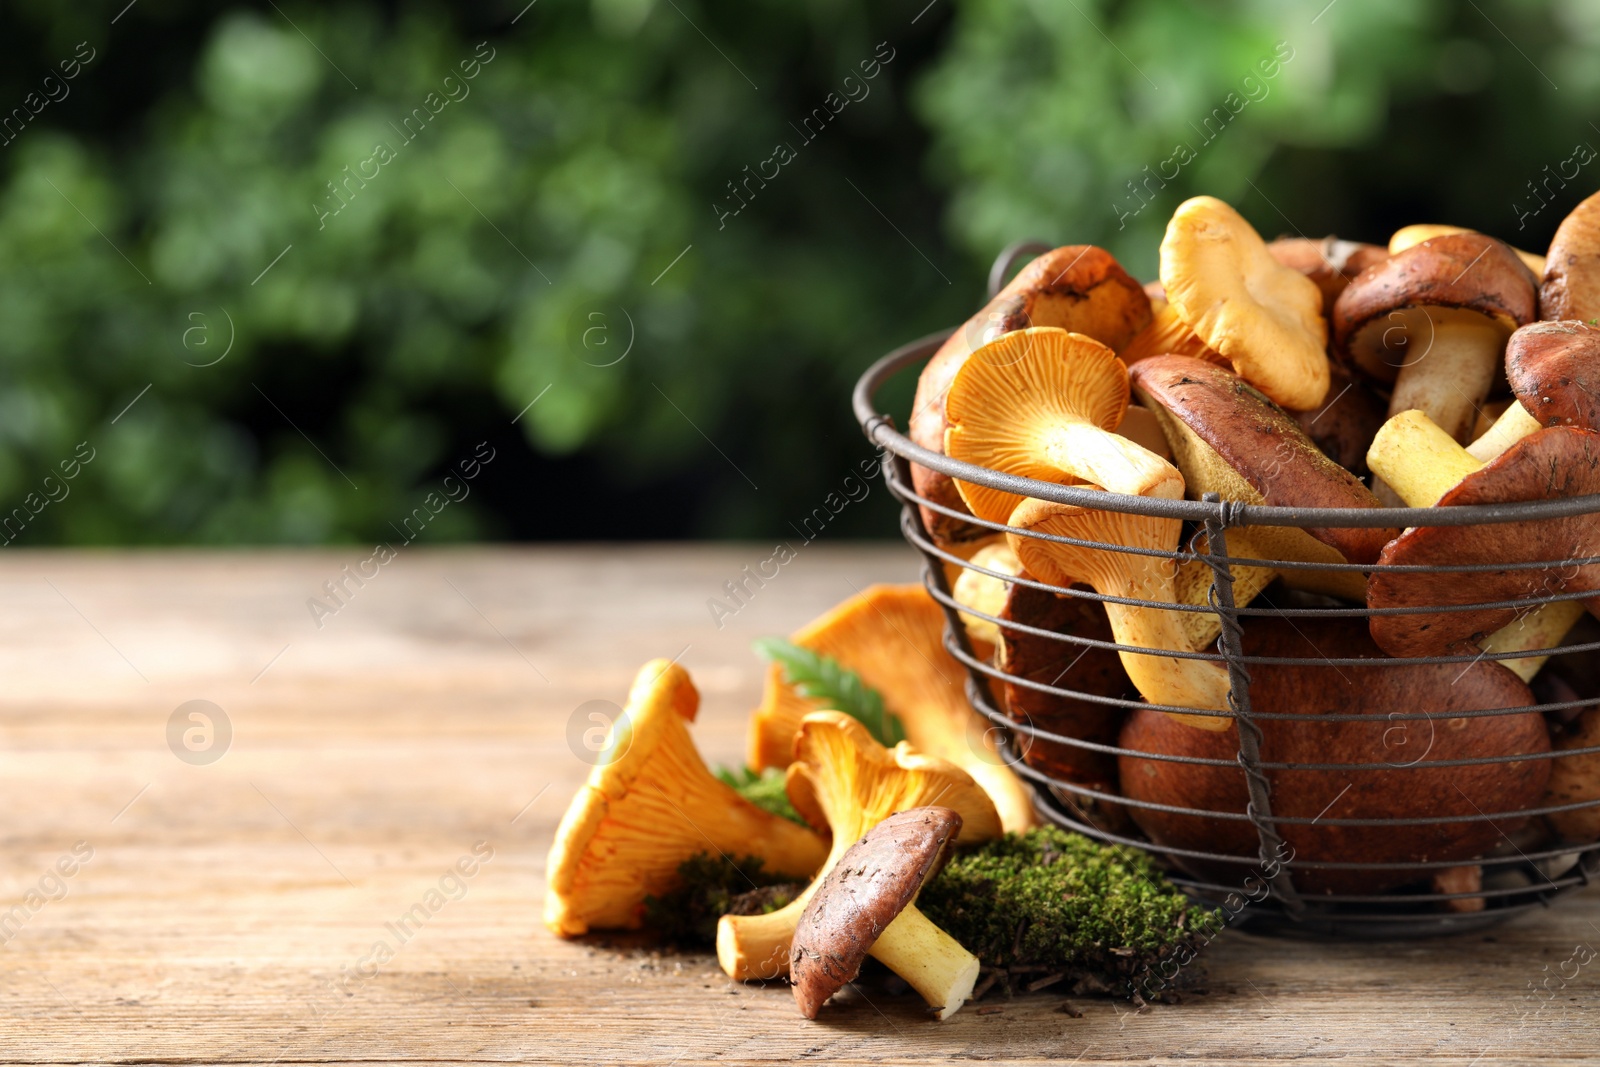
[744,583,1034,832]
[1130,354,1397,602]
[1389,223,1546,277]
[1468,320,1600,461]
[718,712,1001,982]
[544,659,829,937]
[910,246,1152,547]
[1160,196,1331,411]
[1334,232,1536,444]
[1541,191,1600,323]
[1365,414,1600,663]
[1267,235,1389,315]
[790,806,977,1020]
[1118,617,1551,894]
[1545,708,1600,843]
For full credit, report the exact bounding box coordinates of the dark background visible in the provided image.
[0,0,1595,545]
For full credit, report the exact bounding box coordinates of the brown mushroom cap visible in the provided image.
[1333,232,1536,385]
[1129,355,1397,567]
[1292,359,1389,476]
[1160,197,1330,411]
[1540,191,1600,323]
[910,246,1152,546]
[790,806,962,1019]
[1368,426,1600,658]
[1505,320,1600,429]
[1268,236,1389,315]
[1118,617,1550,894]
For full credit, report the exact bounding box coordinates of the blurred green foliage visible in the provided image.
[0,0,1595,544]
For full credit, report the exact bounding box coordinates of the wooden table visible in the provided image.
[2,545,1594,1065]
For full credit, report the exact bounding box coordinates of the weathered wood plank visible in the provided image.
[0,546,1593,1065]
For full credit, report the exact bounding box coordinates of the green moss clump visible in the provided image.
[918,826,1221,999]
[716,766,805,825]
[643,854,804,947]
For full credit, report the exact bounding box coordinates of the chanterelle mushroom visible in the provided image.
[1160,196,1330,411]
[745,584,1034,832]
[1129,354,1397,601]
[910,246,1152,547]
[1365,417,1600,661]
[1541,191,1600,322]
[718,712,1001,982]
[791,806,977,1020]
[544,659,829,937]
[1334,232,1536,444]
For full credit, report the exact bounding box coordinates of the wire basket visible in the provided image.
[852,243,1600,938]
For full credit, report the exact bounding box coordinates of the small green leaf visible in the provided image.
[752,637,906,747]
[715,764,804,825]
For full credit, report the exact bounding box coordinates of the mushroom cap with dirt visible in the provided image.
[1159,196,1330,411]
[1118,617,1551,895]
[791,806,977,1020]
[720,713,1000,985]
[910,246,1152,547]
[1541,191,1600,323]
[1365,423,1600,660]
[544,659,830,937]
[1333,232,1536,444]
[744,583,1034,832]
[1129,354,1397,600]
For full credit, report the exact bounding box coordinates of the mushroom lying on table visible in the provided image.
[718,712,1001,985]
[745,583,1034,832]
[1389,223,1547,276]
[791,807,976,1020]
[1160,196,1331,411]
[1129,354,1397,602]
[1365,415,1600,664]
[910,246,1152,547]
[1541,191,1600,322]
[1334,232,1536,445]
[544,660,829,937]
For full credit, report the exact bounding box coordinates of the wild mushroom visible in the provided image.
[1467,320,1600,462]
[1006,493,1233,732]
[1545,708,1600,843]
[910,246,1152,547]
[718,712,1001,981]
[745,583,1034,832]
[1267,235,1389,314]
[1541,191,1600,322]
[1160,196,1330,411]
[1389,223,1546,276]
[790,806,977,1020]
[952,540,1024,647]
[1129,354,1397,602]
[1118,299,1228,367]
[544,659,829,937]
[1292,360,1390,476]
[1119,617,1551,894]
[1364,415,1600,662]
[1333,232,1536,444]
[943,327,1182,528]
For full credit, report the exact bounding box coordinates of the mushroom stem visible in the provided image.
[866,904,982,1020]
[1386,311,1508,443]
[1368,410,1581,678]
[1040,423,1184,499]
[1466,402,1543,463]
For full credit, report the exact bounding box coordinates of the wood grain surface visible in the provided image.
[0,545,1594,1065]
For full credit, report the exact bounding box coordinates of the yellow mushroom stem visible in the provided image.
[867,905,981,1020]
[1465,402,1543,463]
[1009,500,1233,731]
[1383,307,1510,444]
[1367,410,1584,681]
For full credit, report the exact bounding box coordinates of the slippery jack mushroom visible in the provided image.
[1466,320,1600,460]
[1160,196,1331,411]
[718,712,1001,984]
[544,659,829,937]
[1541,191,1600,322]
[1389,223,1547,277]
[1267,235,1390,314]
[1334,232,1537,445]
[790,807,977,1020]
[910,246,1152,547]
[1365,412,1600,667]
[745,583,1034,832]
[1130,354,1397,602]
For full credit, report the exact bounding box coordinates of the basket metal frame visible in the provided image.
[851,246,1600,938]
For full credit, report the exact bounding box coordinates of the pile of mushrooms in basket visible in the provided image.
[543,192,1600,1021]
